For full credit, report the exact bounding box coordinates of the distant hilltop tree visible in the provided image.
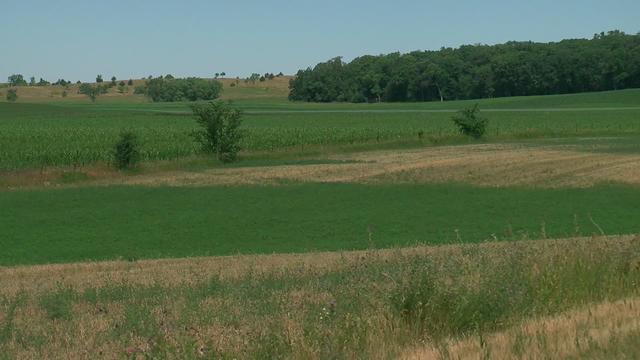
[8,74,27,86]
[289,30,640,103]
[79,83,107,102]
[143,77,222,102]
[111,76,117,86]
[96,75,103,83]
[37,78,50,86]
[29,77,36,86]
[127,79,134,86]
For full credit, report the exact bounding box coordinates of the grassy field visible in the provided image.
[2,183,639,266]
[2,83,640,357]
[0,236,637,359]
[1,89,640,170]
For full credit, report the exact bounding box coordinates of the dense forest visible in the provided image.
[289,31,640,103]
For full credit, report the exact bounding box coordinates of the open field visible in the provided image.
[2,83,640,357]
[2,182,640,266]
[1,89,640,170]
[0,236,638,359]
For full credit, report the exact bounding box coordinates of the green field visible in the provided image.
[2,85,640,357]
[2,183,638,266]
[1,89,640,170]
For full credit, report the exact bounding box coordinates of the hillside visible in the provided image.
[0,76,292,103]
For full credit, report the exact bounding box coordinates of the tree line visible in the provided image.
[289,30,640,103]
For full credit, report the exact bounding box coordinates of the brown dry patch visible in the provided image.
[0,235,635,297]
[402,297,640,360]
[103,143,640,188]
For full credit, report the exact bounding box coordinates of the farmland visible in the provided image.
[1,89,640,170]
[2,79,640,358]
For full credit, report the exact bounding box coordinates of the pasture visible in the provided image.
[1,82,640,358]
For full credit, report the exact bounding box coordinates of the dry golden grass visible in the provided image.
[402,297,640,359]
[0,235,633,297]
[99,143,640,188]
[0,76,291,103]
[1,235,638,359]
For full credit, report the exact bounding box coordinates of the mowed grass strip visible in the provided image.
[2,183,639,266]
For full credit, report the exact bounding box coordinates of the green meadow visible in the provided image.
[1,89,640,170]
[2,183,639,266]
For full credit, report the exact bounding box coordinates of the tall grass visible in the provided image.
[1,236,638,358]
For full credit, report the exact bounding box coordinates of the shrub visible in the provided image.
[451,104,488,139]
[144,77,222,102]
[113,132,140,169]
[128,79,134,86]
[133,85,146,94]
[78,83,101,102]
[6,89,18,102]
[191,101,244,163]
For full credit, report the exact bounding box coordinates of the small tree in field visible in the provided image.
[79,83,101,102]
[6,89,18,102]
[191,101,244,163]
[451,104,488,139]
[96,75,103,83]
[113,132,140,170]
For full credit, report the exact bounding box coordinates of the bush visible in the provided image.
[6,89,18,102]
[451,104,488,139]
[113,132,140,169]
[78,83,101,102]
[191,101,244,163]
[144,77,222,102]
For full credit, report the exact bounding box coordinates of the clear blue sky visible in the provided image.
[3,0,639,82]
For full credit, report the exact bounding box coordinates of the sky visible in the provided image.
[3,0,640,82]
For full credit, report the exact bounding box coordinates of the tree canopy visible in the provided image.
[142,77,223,102]
[289,31,640,103]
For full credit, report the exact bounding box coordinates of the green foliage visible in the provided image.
[6,89,17,102]
[290,31,640,102]
[144,77,222,102]
[452,104,488,139]
[191,101,244,162]
[391,238,640,340]
[117,82,127,94]
[39,286,75,320]
[78,83,102,102]
[96,74,103,83]
[7,74,27,87]
[112,131,140,170]
[127,79,133,86]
